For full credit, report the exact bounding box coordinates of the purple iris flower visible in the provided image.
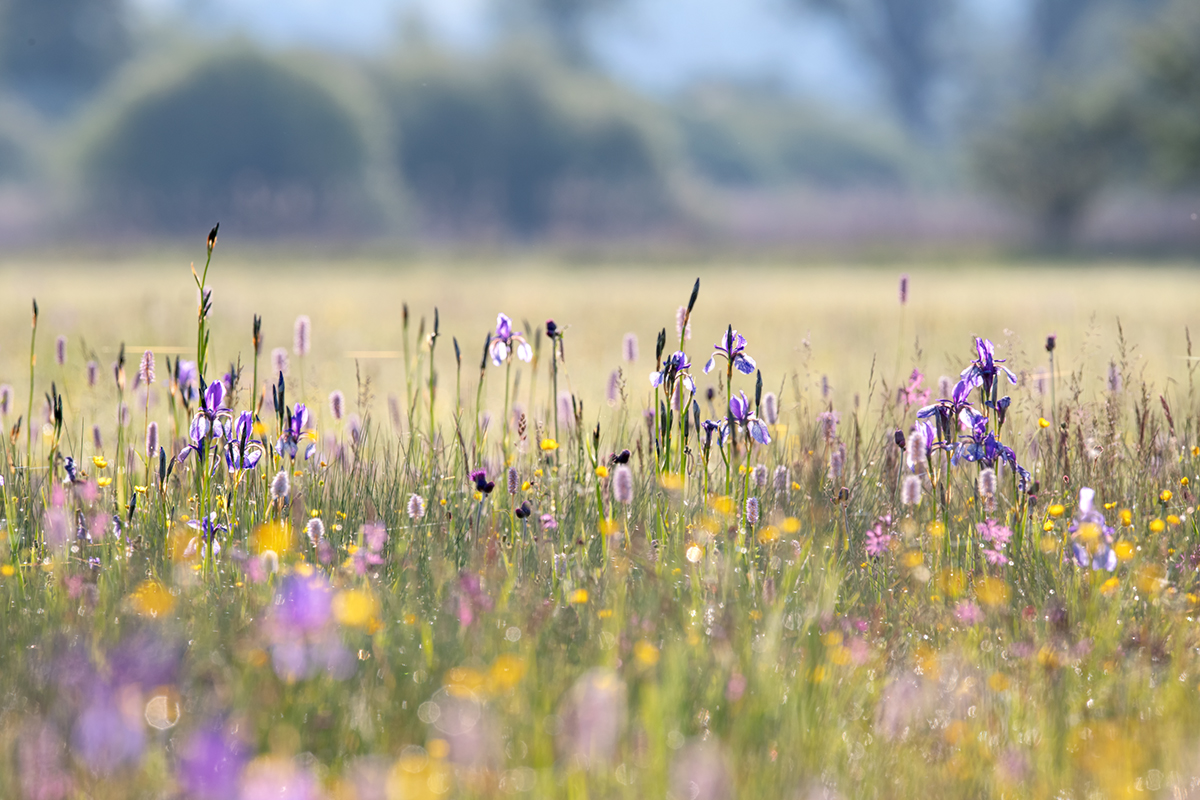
[277,404,314,459]
[960,337,1016,401]
[488,313,533,366]
[178,381,233,464]
[73,688,146,773]
[176,359,199,405]
[1067,487,1117,571]
[951,410,1031,490]
[275,572,333,634]
[177,720,250,800]
[649,351,696,394]
[186,514,227,559]
[703,329,757,376]
[729,391,771,445]
[224,411,264,471]
[916,379,974,444]
[702,418,725,447]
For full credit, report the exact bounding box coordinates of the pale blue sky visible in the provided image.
[131,0,1023,106]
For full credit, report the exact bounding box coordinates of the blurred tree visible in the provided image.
[1133,0,1200,185]
[969,0,1160,245]
[380,52,674,238]
[674,85,914,188]
[77,50,380,235]
[0,0,131,115]
[497,0,625,67]
[790,0,953,139]
[972,84,1128,246]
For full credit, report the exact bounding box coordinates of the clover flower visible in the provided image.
[623,333,638,362]
[139,349,154,385]
[407,493,426,521]
[294,315,311,357]
[306,517,325,545]
[613,465,633,505]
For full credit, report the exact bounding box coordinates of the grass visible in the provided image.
[0,246,1198,798]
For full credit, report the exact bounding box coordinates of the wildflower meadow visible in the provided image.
[2,235,1200,799]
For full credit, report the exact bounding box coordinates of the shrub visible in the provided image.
[379,49,677,238]
[75,47,388,235]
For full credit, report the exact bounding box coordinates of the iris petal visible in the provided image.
[734,354,756,375]
[703,356,716,374]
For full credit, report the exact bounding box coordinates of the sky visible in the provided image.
[131,0,874,102]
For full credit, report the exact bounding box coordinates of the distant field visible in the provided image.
[1,252,1197,428]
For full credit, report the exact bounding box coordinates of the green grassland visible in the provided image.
[0,251,1198,799]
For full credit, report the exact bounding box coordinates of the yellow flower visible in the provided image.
[1048,504,1065,518]
[1100,577,1120,595]
[92,456,108,469]
[252,521,292,556]
[1168,515,1181,526]
[1193,446,1200,457]
[1183,477,1190,487]
[1120,508,1132,526]
[757,526,780,545]
[521,481,532,491]
[1149,518,1166,533]
[1114,541,1135,561]
[1043,520,1055,532]
[473,490,483,502]
[634,639,660,667]
[1160,489,1173,503]
[1038,417,1050,429]
[708,495,734,516]
[488,654,526,693]
[1,564,15,577]
[130,580,176,618]
[540,438,559,452]
[333,589,380,630]
[594,465,609,478]
[534,469,543,478]
[976,577,1011,607]
[782,517,800,534]
[569,589,589,604]
[97,477,112,488]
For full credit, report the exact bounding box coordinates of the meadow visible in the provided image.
[1,241,1199,799]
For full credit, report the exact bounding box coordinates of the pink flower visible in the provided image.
[865,526,892,558]
[955,601,983,626]
[983,546,1008,566]
[977,519,1012,546]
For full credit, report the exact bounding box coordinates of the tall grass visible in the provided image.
[0,243,1198,798]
